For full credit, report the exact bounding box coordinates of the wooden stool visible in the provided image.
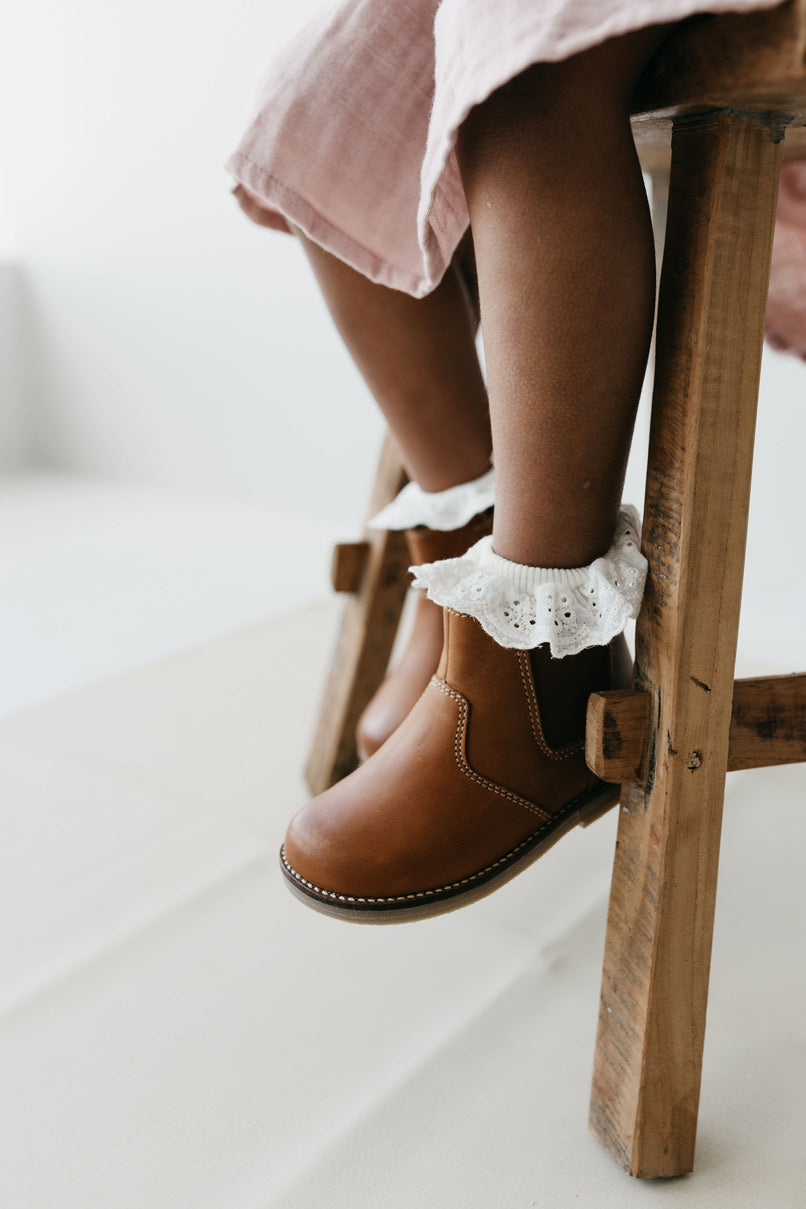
[305,433,409,795]
[587,3,806,1179]
[307,0,806,1178]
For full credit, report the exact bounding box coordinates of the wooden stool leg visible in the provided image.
[305,433,409,795]
[589,110,785,1177]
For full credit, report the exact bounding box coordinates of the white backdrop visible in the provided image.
[1,11,805,1208]
[1,0,384,526]
[1,0,804,586]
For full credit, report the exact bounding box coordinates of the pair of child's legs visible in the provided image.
[280,27,673,916]
[301,26,667,571]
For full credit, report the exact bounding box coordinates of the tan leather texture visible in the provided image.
[284,609,631,914]
[355,509,494,760]
[404,507,493,565]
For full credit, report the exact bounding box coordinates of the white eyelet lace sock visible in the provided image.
[368,465,495,532]
[410,505,648,658]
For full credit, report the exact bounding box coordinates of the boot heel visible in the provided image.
[577,786,620,828]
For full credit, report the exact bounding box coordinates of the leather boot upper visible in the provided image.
[355,509,493,759]
[285,609,631,902]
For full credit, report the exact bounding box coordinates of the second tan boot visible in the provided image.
[356,508,493,759]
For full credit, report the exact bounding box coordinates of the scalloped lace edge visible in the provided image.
[410,505,647,657]
[368,466,495,532]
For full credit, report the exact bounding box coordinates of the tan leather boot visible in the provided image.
[282,608,632,922]
[355,509,493,760]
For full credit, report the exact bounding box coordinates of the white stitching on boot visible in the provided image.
[431,677,552,819]
[279,780,604,906]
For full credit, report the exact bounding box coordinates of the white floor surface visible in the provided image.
[0,473,345,717]
[0,474,804,1207]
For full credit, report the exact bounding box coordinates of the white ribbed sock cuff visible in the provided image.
[410,505,647,657]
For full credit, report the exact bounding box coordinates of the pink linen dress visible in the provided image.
[226,0,786,300]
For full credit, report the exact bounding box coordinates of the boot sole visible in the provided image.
[279,782,621,924]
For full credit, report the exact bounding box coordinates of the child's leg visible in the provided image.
[297,233,492,489]
[456,27,669,568]
[281,28,674,920]
[297,234,494,755]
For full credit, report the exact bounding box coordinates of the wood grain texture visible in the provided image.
[589,109,784,1178]
[729,674,806,770]
[331,542,370,593]
[305,434,409,794]
[635,0,806,116]
[586,690,652,784]
[634,117,806,173]
[630,1,806,169]
[588,675,806,783]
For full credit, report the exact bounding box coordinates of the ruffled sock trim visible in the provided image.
[368,466,495,532]
[410,505,647,657]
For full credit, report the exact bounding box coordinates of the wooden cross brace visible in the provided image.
[587,674,806,786]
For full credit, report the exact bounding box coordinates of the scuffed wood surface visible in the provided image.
[635,0,806,115]
[729,673,806,770]
[586,690,652,784]
[588,675,806,783]
[305,435,409,795]
[631,1,806,167]
[589,110,784,1178]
